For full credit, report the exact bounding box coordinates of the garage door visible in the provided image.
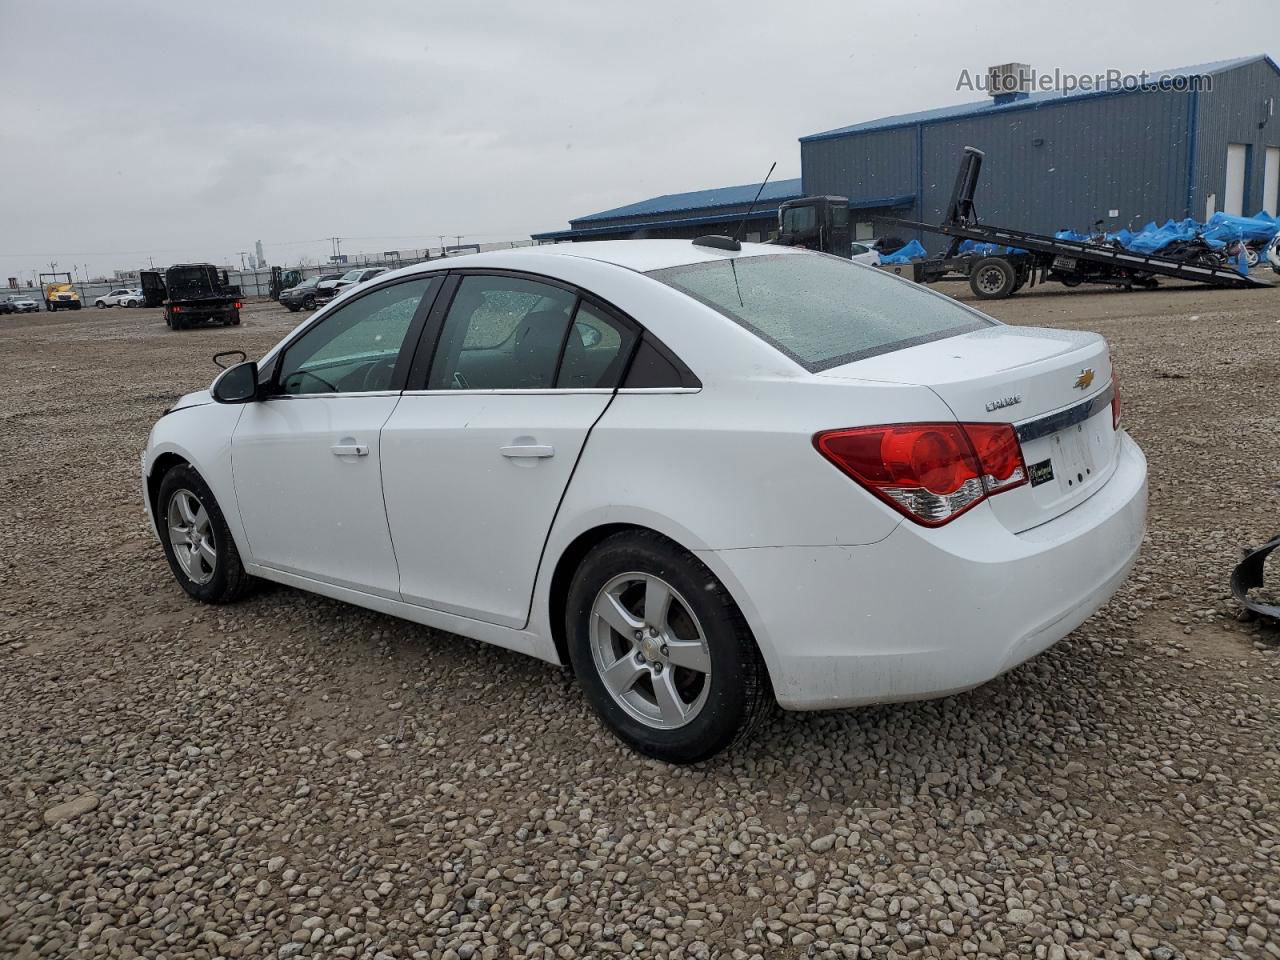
[1224,143,1248,217]
[1264,147,1280,218]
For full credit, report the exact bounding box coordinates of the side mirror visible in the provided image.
[212,361,259,403]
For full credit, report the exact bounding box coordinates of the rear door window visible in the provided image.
[426,275,578,390]
[648,252,992,371]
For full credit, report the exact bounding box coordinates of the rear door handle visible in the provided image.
[500,444,555,459]
[331,442,369,457]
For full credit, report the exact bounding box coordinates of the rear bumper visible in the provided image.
[707,432,1147,711]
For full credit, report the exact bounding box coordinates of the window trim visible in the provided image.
[403,268,659,394]
[266,273,443,399]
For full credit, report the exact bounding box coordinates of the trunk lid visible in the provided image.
[819,325,1119,532]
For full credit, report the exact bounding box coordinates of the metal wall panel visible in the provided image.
[800,127,918,204]
[920,88,1190,236]
[1193,60,1280,218]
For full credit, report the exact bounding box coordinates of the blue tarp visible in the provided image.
[1056,213,1280,257]
[958,239,1028,256]
[880,239,927,264]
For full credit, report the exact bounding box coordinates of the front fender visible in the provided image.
[143,402,250,559]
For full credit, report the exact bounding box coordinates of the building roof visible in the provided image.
[802,54,1279,142]
[571,177,803,224]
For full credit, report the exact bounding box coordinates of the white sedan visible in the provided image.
[849,241,881,266]
[142,239,1147,762]
[95,287,143,308]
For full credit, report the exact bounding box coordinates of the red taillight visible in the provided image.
[1111,370,1121,430]
[171,305,182,313]
[234,301,242,309]
[814,422,1028,527]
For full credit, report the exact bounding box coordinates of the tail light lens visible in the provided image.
[171,305,182,313]
[1110,370,1121,430]
[814,422,1028,527]
[234,301,242,309]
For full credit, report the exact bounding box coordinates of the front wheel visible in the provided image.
[302,294,316,310]
[96,301,107,309]
[156,464,255,603]
[565,531,770,763]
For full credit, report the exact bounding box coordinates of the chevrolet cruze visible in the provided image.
[143,240,1147,762]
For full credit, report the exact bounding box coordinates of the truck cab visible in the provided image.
[776,196,852,259]
[163,263,242,330]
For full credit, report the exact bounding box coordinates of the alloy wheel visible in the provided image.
[166,489,217,585]
[589,572,712,729]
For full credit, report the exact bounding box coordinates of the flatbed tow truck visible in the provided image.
[776,147,1271,299]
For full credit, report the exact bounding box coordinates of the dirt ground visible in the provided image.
[1,276,1278,960]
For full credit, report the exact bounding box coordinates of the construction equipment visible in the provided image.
[39,272,82,312]
[873,147,1272,299]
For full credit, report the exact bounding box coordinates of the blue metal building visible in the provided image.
[534,54,1279,246]
[531,178,805,244]
[802,55,1280,241]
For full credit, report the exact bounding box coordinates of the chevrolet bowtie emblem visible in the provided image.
[1073,368,1095,391]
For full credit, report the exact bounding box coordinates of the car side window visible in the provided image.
[427,275,577,390]
[277,277,436,395]
[556,301,637,389]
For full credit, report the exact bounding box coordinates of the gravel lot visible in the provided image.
[2,277,1279,960]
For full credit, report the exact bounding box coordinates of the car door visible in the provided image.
[380,272,639,627]
[232,275,440,597]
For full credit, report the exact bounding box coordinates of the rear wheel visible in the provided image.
[156,464,255,603]
[565,531,770,763]
[969,257,1017,299]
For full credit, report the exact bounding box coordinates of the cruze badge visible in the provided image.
[985,394,1022,412]
[1074,368,1095,391]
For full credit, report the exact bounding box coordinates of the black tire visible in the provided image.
[96,301,107,309]
[564,530,771,764]
[969,257,1017,299]
[1059,277,1082,288]
[302,294,316,310]
[156,463,255,603]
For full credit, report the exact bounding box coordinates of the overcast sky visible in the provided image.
[2,0,1275,281]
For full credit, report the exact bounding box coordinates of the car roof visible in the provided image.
[410,239,805,275]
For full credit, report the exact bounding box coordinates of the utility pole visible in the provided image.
[438,235,445,256]
[455,235,462,252]
[237,251,249,271]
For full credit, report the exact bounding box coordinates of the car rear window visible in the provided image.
[647,252,992,371]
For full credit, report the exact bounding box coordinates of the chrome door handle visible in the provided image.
[331,443,369,457]
[500,444,554,459]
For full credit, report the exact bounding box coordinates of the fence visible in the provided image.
[6,240,537,306]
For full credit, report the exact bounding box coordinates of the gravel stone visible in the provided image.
[2,288,1279,958]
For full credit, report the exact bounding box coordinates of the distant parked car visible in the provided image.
[318,267,387,297]
[4,295,41,314]
[95,287,144,308]
[848,242,881,267]
[1268,234,1280,275]
[280,274,342,312]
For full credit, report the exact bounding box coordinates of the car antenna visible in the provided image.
[733,161,776,244]
[692,161,776,252]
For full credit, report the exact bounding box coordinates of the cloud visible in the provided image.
[1,0,1273,278]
